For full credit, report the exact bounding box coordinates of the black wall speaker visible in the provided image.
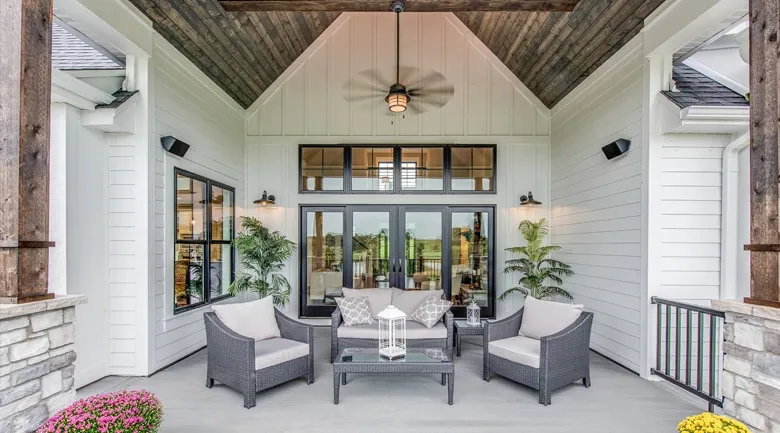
[602,139,630,160]
[161,136,190,158]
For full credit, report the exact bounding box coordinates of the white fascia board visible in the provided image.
[51,69,115,110]
[80,92,139,133]
[660,96,749,134]
[64,69,127,79]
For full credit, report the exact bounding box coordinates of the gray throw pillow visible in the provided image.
[410,295,452,328]
[336,296,375,327]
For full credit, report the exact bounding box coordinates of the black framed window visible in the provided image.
[299,145,495,194]
[174,168,235,314]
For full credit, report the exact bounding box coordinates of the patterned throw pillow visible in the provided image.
[336,296,375,327]
[410,295,452,328]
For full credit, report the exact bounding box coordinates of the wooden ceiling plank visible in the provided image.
[219,0,582,12]
[499,13,535,64]
[165,0,265,96]
[245,12,292,67]
[507,11,548,71]
[130,0,254,106]
[485,12,515,58]
[524,0,617,90]
[527,0,634,92]
[267,11,301,63]
[516,13,570,80]
[497,12,531,61]
[201,0,282,85]
[288,11,313,52]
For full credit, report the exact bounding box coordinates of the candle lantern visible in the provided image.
[466,298,481,326]
[377,305,407,360]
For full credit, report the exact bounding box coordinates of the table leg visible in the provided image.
[342,373,347,385]
[448,373,454,405]
[456,333,462,357]
[441,373,446,386]
[333,372,340,404]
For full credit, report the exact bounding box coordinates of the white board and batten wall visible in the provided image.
[150,35,247,372]
[245,12,552,319]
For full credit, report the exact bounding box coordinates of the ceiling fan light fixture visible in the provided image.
[386,91,409,113]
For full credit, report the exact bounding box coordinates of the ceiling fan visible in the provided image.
[345,0,455,114]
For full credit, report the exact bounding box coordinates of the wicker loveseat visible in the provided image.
[204,309,314,408]
[330,288,453,362]
[483,299,594,406]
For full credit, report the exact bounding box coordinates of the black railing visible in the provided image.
[651,297,725,411]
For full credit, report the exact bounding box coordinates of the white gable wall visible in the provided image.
[246,12,551,319]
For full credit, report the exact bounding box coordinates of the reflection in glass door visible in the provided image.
[352,210,394,289]
[451,211,491,308]
[402,210,443,293]
[303,210,344,314]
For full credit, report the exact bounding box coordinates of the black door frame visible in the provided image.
[299,204,495,319]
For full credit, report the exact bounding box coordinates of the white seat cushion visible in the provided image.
[488,336,541,369]
[254,338,309,370]
[212,296,280,342]
[519,296,583,339]
[342,288,393,318]
[337,321,447,340]
[391,288,444,316]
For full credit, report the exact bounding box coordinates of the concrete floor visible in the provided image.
[79,331,701,433]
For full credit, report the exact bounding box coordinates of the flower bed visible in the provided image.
[37,390,163,433]
[678,412,750,433]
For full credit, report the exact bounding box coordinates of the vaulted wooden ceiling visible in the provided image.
[128,0,665,109]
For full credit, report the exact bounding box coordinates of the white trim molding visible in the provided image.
[720,132,750,300]
[659,96,749,134]
[51,69,115,110]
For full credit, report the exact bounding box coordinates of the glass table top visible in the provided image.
[337,348,450,364]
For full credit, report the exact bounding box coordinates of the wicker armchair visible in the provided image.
[204,309,314,409]
[331,307,454,362]
[483,308,594,405]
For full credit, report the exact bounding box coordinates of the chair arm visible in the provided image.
[331,307,342,341]
[443,310,454,357]
[539,312,594,370]
[275,309,313,346]
[204,312,254,373]
[485,308,524,343]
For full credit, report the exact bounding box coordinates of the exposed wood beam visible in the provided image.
[219,0,581,12]
[745,0,780,307]
[0,0,56,303]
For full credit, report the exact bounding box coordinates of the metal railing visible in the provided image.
[650,297,725,411]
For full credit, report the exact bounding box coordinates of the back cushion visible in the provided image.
[342,288,393,318]
[391,289,444,316]
[519,296,584,339]
[212,296,281,341]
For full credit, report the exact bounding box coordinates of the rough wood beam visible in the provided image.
[745,0,780,306]
[219,0,581,12]
[0,0,55,302]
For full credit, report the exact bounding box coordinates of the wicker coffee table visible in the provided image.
[333,348,454,405]
[454,320,485,357]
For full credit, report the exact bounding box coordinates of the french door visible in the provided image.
[300,205,494,318]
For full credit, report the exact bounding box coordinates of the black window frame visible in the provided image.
[173,168,236,315]
[298,144,497,195]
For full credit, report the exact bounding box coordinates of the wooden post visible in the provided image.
[744,0,780,307]
[0,0,56,303]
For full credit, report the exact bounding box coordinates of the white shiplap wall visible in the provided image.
[151,36,247,372]
[550,37,645,372]
[245,12,552,319]
[658,134,731,302]
[246,12,550,138]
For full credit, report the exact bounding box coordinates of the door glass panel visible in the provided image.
[451,147,495,191]
[352,212,391,289]
[403,212,443,291]
[401,148,443,191]
[174,244,204,308]
[351,147,395,191]
[176,174,207,240]
[451,212,489,306]
[306,212,344,306]
[301,147,344,191]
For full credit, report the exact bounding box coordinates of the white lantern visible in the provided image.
[377,305,406,360]
[466,298,481,326]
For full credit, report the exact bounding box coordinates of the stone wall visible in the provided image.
[0,296,86,433]
[714,300,780,433]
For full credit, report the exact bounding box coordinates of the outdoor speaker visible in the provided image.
[161,136,189,158]
[602,139,630,160]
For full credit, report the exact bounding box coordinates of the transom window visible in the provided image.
[174,168,235,314]
[299,145,495,194]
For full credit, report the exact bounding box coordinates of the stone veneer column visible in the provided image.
[0,296,86,433]
[713,300,780,433]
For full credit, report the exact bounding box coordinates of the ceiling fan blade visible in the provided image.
[344,94,380,103]
[342,69,391,101]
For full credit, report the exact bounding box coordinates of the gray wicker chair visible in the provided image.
[483,308,594,405]
[331,307,454,362]
[204,309,314,409]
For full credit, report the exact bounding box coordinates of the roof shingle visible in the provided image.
[661,64,749,109]
[52,22,123,71]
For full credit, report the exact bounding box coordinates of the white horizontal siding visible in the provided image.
[151,35,247,372]
[550,37,645,373]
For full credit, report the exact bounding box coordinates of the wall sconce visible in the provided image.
[519,191,542,206]
[254,190,276,207]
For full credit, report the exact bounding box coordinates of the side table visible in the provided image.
[454,320,485,357]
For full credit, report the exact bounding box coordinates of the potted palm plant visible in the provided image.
[500,218,574,301]
[228,217,296,306]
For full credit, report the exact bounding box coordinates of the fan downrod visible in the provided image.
[391,0,405,13]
